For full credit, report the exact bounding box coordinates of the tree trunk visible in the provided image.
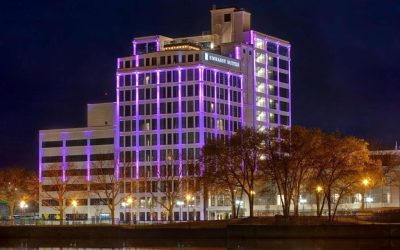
[169,208,174,223]
[361,191,365,210]
[316,192,320,216]
[9,202,15,225]
[293,193,299,216]
[230,188,237,219]
[327,190,332,222]
[111,205,115,225]
[248,193,254,218]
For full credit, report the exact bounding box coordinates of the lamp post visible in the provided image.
[127,197,133,224]
[185,194,192,221]
[176,200,184,221]
[361,178,370,210]
[71,200,78,224]
[299,197,307,214]
[121,202,127,223]
[316,186,323,216]
[19,201,28,225]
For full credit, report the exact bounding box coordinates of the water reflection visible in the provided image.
[1,239,400,250]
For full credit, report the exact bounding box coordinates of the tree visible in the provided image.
[145,155,192,223]
[228,128,264,218]
[263,126,323,217]
[201,138,241,218]
[0,167,37,225]
[90,159,123,225]
[40,164,78,225]
[315,133,378,221]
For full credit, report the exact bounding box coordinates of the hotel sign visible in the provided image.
[204,52,240,69]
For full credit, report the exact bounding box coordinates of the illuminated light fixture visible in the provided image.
[164,44,201,51]
[366,197,373,203]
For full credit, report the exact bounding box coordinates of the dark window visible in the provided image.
[66,169,87,176]
[188,55,193,62]
[66,139,87,147]
[280,115,290,125]
[151,57,157,65]
[42,141,62,148]
[42,156,62,163]
[279,72,289,83]
[267,42,277,53]
[66,155,87,162]
[90,138,114,145]
[279,87,289,98]
[90,153,114,161]
[224,13,231,22]
[279,59,289,70]
[148,42,157,53]
[136,43,147,55]
[279,46,289,56]
[160,56,165,65]
[280,101,290,112]
[91,168,114,175]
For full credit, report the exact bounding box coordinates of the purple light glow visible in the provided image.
[135,73,139,179]
[252,34,257,128]
[156,38,160,51]
[198,66,205,174]
[38,133,44,183]
[133,42,137,55]
[227,72,232,136]
[250,30,254,45]
[235,46,240,60]
[264,39,269,129]
[115,75,120,179]
[288,46,292,127]
[61,132,68,182]
[178,68,183,177]
[156,71,161,178]
[213,70,218,137]
[84,130,93,181]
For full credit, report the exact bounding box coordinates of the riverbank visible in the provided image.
[1,220,400,240]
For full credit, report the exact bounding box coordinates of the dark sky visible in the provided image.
[1,0,400,170]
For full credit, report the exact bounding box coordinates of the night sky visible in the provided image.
[1,0,399,170]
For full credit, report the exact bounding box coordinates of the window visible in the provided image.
[42,141,62,148]
[66,155,87,162]
[148,42,157,53]
[279,46,288,56]
[136,43,146,55]
[224,13,231,22]
[42,156,62,163]
[90,138,114,145]
[66,140,87,147]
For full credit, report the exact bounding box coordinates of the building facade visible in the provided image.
[38,6,292,222]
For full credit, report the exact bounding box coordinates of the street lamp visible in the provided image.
[186,194,192,221]
[19,200,28,224]
[176,200,184,221]
[299,197,307,214]
[127,197,133,224]
[121,202,127,223]
[361,178,370,210]
[71,200,78,224]
[315,186,323,216]
[366,197,373,209]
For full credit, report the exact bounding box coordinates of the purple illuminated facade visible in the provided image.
[116,6,290,220]
[38,6,291,221]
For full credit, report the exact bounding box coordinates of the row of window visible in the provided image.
[42,138,114,148]
[255,38,289,57]
[120,100,200,117]
[42,198,112,206]
[41,153,114,163]
[41,168,114,177]
[119,53,200,69]
[119,165,200,179]
[119,70,241,87]
[120,131,201,148]
[120,148,200,163]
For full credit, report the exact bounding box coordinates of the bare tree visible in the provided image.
[144,156,190,223]
[90,159,123,225]
[201,138,241,218]
[0,167,37,225]
[40,164,79,225]
[315,133,378,221]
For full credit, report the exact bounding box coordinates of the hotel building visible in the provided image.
[38,6,291,222]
